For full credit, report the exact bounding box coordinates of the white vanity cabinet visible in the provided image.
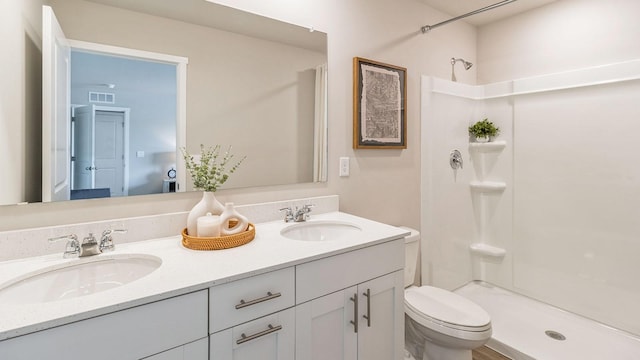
[208,267,295,360]
[143,338,209,360]
[0,290,208,360]
[295,239,405,360]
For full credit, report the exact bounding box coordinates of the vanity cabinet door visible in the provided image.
[210,307,294,360]
[142,338,208,360]
[357,271,404,360]
[295,286,358,360]
[0,290,208,360]
[295,271,404,360]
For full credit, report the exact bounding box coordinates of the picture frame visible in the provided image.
[353,57,407,149]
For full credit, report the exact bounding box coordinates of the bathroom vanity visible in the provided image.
[0,210,408,360]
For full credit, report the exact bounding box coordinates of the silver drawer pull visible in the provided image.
[350,293,358,333]
[363,288,371,327]
[235,291,282,309]
[236,324,283,345]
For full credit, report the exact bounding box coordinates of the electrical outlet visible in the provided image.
[339,157,350,177]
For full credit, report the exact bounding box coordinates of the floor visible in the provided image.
[472,346,512,360]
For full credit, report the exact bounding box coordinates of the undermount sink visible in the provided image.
[0,254,161,304]
[280,220,362,241]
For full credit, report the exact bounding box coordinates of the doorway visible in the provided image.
[42,5,188,201]
[72,105,130,199]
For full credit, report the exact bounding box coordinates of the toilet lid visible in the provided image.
[405,286,491,331]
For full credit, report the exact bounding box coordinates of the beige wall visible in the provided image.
[0,0,46,206]
[0,0,476,231]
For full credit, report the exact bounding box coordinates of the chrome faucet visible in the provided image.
[48,234,80,258]
[100,229,127,252]
[48,229,127,258]
[279,204,313,222]
[80,233,102,257]
[293,204,314,222]
[279,207,295,222]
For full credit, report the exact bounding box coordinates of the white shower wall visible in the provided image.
[421,62,640,336]
[513,81,640,335]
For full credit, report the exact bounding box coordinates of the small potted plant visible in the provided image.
[181,144,246,236]
[468,118,500,143]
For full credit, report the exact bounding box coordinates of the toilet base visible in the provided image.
[422,341,471,360]
[405,314,489,360]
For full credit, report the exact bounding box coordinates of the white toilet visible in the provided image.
[401,227,492,360]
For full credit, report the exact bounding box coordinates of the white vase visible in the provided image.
[475,136,490,143]
[186,191,225,236]
[219,202,249,236]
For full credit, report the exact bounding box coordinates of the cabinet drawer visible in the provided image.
[210,267,294,333]
[296,239,404,304]
[0,290,208,360]
[210,307,295,360]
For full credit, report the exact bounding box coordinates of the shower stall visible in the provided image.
[420,60,640,358]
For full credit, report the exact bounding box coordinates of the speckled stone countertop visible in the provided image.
[0,211,409,341]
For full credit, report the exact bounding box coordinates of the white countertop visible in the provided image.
[0,211,409,341]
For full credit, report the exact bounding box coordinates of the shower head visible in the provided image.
[450,57,473,82]
[451,57,473,70]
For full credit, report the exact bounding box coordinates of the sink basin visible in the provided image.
[280,220,362,241]
[0,254,161,304]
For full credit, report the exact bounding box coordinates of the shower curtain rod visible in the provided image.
[421,0,518,33]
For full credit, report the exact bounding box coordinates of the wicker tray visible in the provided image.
[182,223,255,250]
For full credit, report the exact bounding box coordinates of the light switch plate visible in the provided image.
[339,157,349,177]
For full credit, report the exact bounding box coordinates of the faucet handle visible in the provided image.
[279,207,294,222]
[48,234,80,258]
[100,229,127,252]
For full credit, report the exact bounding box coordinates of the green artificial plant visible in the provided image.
[468,118,500,139]
[181,144,246,192]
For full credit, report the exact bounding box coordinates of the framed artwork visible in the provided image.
[353,57,407,149]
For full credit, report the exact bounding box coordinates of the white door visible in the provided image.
[295,287,358,360]
[73,105,95,190]
[42,5,71,202]
[357,271,405,360]
[210,308,295,360]
[72,106,128,197]
[94,110,126,196]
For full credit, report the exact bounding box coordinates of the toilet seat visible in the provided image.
[405,286,491,333]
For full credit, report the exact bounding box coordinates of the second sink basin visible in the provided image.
[280,220,362,241]
[0,254,161,304]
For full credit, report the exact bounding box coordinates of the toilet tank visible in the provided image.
[399,226,420,288]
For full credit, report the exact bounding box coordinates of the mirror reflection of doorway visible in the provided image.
[70,49,178,199]
[72,106,129,199]
[43,4,188,202]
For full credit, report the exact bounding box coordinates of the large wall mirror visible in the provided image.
[2,0,328,206]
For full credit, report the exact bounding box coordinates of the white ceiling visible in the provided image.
[418,0,558,26]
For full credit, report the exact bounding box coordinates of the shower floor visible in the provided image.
[455,281,640,360]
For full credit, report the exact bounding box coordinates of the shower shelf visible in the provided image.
[469,140,506,153]
[470,243,506,258]
[470,181,506,193]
